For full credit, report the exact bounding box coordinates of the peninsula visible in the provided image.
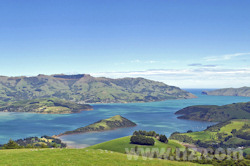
[175,101,250,122]
[0,98,93,114]
[59,115,136,136]
[202,87,250,97]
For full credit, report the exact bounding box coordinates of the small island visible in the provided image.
[175,101,250,122]
[0,98,93,114]
[202,87,250,97]
[59,115,136,136]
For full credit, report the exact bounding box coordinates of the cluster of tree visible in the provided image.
[169,132,194,143]
[133,130,158,137]
[159,135,168,143]
[132,130,168,143]
[231,125,250,140]
[195,139,250,149]
[135,146,248,166]
[1,136,67,149]
[130,135,155,145]
[191,156,249,166]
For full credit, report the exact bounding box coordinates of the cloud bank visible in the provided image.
[91,67,250,88]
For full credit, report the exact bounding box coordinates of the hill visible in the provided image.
[0,98,92,114]
[88,136,184,154]
[0,74,196,103]
[175,102,250,122]
[59,115,136,136]
[170,119,250,148]
[202,87,250,97]
[0,135,66,148]
[0,148,204,166]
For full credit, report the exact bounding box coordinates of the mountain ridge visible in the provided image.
[0,74,196,103]
[202,87,250,97]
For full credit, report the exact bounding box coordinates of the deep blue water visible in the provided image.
[0,89,249,147]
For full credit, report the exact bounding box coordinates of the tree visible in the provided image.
[135,145,138,153]
[231,129,237,135]
[25,144,34,148]
[130,135,155,145]
[159,135,168,143]
[3,139,20,149]
[40,143,48,148]
[153,151,158,158]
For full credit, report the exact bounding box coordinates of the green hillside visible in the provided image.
[88,136,184,154]
[170,119,250,148]
[175,102,250,122]
[0,74,196,103]
[0,148,204,166]
[1,135,66,148]
[60,115,136,136]
[0,98,92,114]
[202,87,250,97]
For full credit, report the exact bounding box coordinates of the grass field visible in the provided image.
[178,119,250,142]
[219,120,248,134]
[184,131,218,141]
[88,136,185,153]
[0,148,206,166]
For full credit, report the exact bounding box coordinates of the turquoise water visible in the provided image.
[0,89,249,147]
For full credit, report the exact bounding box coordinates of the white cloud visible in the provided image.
[204,52,250,61]
[130,60,159,64]
[90,68,250,88]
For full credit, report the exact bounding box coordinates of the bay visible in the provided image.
[0,89,249,148]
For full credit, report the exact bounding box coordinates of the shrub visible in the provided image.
[130,135,155,145]
[2,139,21,149]
[159,134,168,143]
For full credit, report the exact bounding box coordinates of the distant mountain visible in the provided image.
[59,115,136,136]
[202,87,250,97]
[0,98,92,114]
[175,102,250,122]
[0,74,196,103]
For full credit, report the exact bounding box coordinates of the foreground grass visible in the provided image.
[0,148,205,166]
[88,136,185,153]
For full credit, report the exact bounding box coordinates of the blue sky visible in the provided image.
[0,0,250,88]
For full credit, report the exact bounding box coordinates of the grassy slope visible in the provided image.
[88,136,184,153]
[86,115,134,130]
[0,148,205,166]
[171,119,250,143]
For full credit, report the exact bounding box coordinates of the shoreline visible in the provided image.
[0,108,93,115]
